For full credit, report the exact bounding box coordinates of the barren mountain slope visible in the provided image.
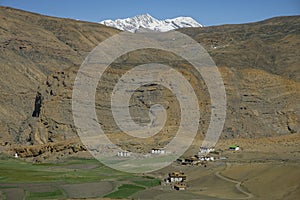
[0,6,119,148]
[0,7,299,159]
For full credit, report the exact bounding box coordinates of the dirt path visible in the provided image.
[215,163,254,199]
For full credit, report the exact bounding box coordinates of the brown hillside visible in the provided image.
[0,6,119,148]
[0,7,299,159]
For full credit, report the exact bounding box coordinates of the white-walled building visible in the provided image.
[117,151,131,157]
[229,145,240,151]
[199,147,215,155]
[165,171,186,183]
[151,148,166,155]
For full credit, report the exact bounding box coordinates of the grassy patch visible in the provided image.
[104,184,145,199]
[0,158,131,183]
[133,178,161,187]
[25,189,65,200]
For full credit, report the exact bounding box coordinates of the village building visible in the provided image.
[174,182,187,190]
[229,145,240,151]
[184,156,200,165]
[117,151,131,157]
[198,155,215,161]
[177,157,198,165]
[198,147,215,155]
[165,171,186,183]
[151,148,166,155]
[177,158,185,164]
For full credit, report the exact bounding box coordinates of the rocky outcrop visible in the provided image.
[13,139,86,162]
[32,92,42,117]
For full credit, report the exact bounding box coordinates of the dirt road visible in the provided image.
[215,163,254,199]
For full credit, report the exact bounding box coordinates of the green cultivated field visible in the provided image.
[0,156,160,199]
[104,184,146,199]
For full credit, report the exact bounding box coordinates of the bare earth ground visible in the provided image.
[222,163,300,200]
[133,133,300,200]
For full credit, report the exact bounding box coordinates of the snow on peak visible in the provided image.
[100,14,202,33]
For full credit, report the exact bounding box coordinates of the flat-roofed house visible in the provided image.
[151,148,166,155]
[166,171,186,183]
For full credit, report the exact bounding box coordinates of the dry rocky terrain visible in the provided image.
[0,7,299,161]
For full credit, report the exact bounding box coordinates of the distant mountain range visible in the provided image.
[100,14,202,32]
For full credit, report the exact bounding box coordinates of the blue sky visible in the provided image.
[1,0,299,26]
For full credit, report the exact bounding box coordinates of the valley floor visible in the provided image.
[0,133,299,200]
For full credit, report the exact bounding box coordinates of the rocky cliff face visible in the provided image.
[0,7,299,160]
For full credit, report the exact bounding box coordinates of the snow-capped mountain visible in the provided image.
[100,14,202,33]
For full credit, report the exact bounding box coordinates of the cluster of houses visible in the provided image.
[117,148,167,157]
[175,147,218,166]
[117,145,239,159]
[117,145,242,192]
[177,154,215,166]
[161,144,242,191]
[175,144,241,166]
[164,171,187,190]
